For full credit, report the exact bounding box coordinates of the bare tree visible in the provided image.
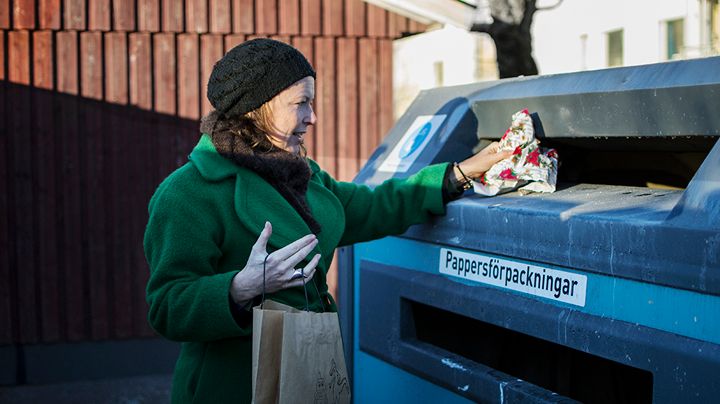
[470,0,563,78]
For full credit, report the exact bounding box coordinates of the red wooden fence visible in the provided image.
[0,0,426,345]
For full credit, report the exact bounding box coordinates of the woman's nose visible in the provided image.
[306,108,317,125]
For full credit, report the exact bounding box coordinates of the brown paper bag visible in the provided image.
[252,300,351,404]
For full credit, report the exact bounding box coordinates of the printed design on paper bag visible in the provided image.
[473,109,559,196]
[379,115,447,173]
[439,248,587,307]
[313,359,349,404]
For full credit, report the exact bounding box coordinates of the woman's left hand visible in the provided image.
[230,222,320,305]
[456,141,513,180]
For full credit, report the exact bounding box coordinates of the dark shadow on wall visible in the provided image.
[1,81,198,385]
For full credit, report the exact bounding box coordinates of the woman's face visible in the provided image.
[266,76,317,155]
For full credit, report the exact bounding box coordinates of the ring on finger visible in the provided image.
[291,269,308,280]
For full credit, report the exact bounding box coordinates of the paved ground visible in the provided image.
[0,374,173,403]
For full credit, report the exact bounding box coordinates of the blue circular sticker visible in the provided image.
[399,122,432,158]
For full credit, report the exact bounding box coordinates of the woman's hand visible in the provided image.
[230,221,321,304]
[455,141,513,179]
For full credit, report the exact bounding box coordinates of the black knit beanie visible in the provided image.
[207,38,316,118]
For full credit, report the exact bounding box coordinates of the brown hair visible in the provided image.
[245,103,277,151]
[248,103,308,158]
[201,103,307,157]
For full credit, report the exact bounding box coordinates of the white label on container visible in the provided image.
[378,114,446,173]
[439,248,587,307]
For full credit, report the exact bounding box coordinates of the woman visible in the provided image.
[144,38,511,403]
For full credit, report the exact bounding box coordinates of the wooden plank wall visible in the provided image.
[0,0,426,345]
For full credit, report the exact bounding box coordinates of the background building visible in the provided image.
[533,0,720,74]
[388,0,720,118]
[393,24,498,121]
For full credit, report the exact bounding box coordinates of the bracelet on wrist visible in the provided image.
[453,162,473,191]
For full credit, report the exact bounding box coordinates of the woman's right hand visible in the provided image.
[456,141,513,179]
[230,221,321,304]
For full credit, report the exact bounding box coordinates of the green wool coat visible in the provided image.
[144,134,449,403]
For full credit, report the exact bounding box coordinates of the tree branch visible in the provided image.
[537,0,564,11]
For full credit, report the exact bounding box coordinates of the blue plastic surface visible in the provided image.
[342,57,720,403]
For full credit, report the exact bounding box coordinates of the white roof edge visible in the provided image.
[364,0,475,28]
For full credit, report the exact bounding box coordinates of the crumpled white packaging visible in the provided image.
[473,109,559,196]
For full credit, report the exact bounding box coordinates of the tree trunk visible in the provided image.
[471,0,539,79]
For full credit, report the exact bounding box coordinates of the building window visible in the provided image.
[666,18,685,59]
[607,29,623,67]
[474,35,498,81]
[712,0,719,54]
[433,61,444,87]
[580,34,588,70]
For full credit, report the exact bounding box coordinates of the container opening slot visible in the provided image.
[476,136,717,189]
[403,300,653,404]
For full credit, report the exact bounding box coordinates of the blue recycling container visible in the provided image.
[338,57,720,403]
